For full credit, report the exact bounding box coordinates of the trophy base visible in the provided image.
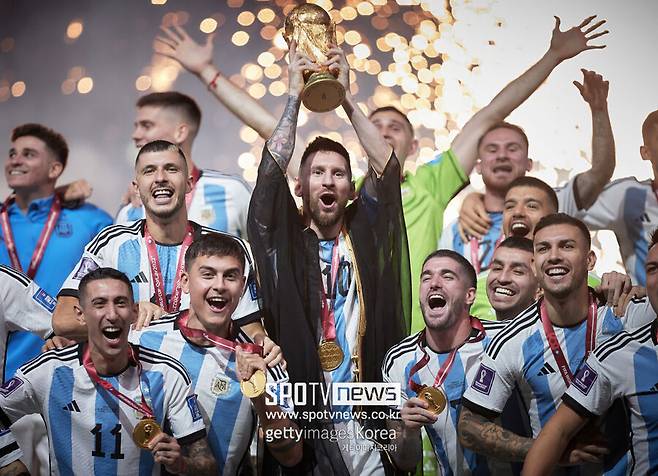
[302,72,346,113]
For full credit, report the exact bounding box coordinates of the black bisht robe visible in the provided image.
[248,147,411,475]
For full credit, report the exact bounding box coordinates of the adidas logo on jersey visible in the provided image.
[63,400,81,412]
[130,271,148,284]
[650,382,658,392]
[537,362,556,376]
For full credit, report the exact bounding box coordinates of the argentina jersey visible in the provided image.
[129,314,291,475]
[564,316,658,475]
[116,169,252,238]
[59,220,260,324]
[382,320,506,476]
[439,212,503,274]
[0,343,205,476]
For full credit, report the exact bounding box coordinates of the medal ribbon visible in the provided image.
[144,222,194,313]
[177,310,263,356]
[320,236,341,343]
[185,166,202,210]
[540,293,597,386]
[82,344,155,419]
[469,233,503,275]
[0,195,62,279]
[407,317,485,394]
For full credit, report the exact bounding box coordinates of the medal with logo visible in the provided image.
[540,293,598,386]
[177,311,266,398]
[408,317,485,414]
[82,344,161,449]
[318,236,345,371]
[144,222,194,313]
[0,194,62,279]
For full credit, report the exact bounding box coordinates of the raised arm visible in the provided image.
[386,397,437,471]
[325,46,392,176]
[572,69,614,209]
[452,15,608,172]
[155,25,277,139]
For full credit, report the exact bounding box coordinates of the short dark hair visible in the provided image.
[650,228,658,251]
[507,176,559,212]
[478,121,529,150]
[135,140,187,170]
[137,92,202,137]
[498,236,534,254]
[642,110,658,145]
[533,213,591,249]
[11,123,69,167]
[369,106,414,136]
[299,136,352,180]
[79,268,134,305]
[423,249,477,289]
[185,233,246,272]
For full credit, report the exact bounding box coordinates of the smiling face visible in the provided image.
[477,127,532,193]
[295,150,355,235]
[133,149,191,221]
[369,109,418,166]
[78,278,137,370]
[533,223,595,300]
[182,253,245,336]
[419,256,475,331]
[6,135,62,193]
[487,246,538,319]
[503,185,556,239]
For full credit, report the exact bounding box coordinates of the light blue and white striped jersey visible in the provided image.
[564,317,658,475]
[58,220,260,324]
[116,170,252,238]
[382,320,506,476]
[129,313,292,476]
[463,299,656,475]
[0,343,206,476]
[559,177,656,286]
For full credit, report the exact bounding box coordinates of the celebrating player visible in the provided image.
[382,250,505,474]
[0,267,216,475]
[131,233,301,473]
[247,42,410,474]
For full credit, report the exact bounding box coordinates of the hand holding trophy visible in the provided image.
[283,3,346,112]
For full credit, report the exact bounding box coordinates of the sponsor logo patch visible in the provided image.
[572,363,598,396]
[186,394,202,421]
[471,363,496,395]
[72,257,99,280]
[33,288,57,312]
[0,377,24,397]
[248,281,259,301]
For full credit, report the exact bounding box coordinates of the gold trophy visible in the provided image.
[284,3,346,113]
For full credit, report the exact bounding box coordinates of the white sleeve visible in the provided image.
[557,178,623,230]
[231,240,261,323]
[381,356,405,412]
[58,249,103,297]
[438,219,457,251]
[620,298,657,330]
[562,354,614,418]
[235,183,252,240]
[0,371,40,466]
[0,269,53,338]
[164,373,207,443]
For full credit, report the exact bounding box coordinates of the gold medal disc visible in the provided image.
[133,418,162,449]
[418,386,447,414]
[318,340,344,371]
[240,369,267,398]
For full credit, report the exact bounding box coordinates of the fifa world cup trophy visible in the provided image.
[283,3,346,112]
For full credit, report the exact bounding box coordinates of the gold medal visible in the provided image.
[240,369,267,398]
[318,340,344,371]
[133,418,162,449]
[418,386,447,414]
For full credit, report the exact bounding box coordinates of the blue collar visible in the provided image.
[8,194,55,215]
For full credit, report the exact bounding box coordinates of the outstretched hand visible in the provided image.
[155,24,215,76]
[549,15,608,62]
[573,69,609,111]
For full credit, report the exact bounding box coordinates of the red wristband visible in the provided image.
[208,71,221,90]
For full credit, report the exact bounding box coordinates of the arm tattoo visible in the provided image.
[0,460,29,476]
[458,406,533,462]
[182,438,217,475]
[266,94,301,172]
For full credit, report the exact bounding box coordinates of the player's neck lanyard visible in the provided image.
[143,222,194,313]
[185,166,202,210]
[82,344,155,419]
[0,194,61,279]
[470,233,503,275]
[540,293,597,386]
[177,310,263,356]
[320,236,341,343]
[407,316,485,394]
